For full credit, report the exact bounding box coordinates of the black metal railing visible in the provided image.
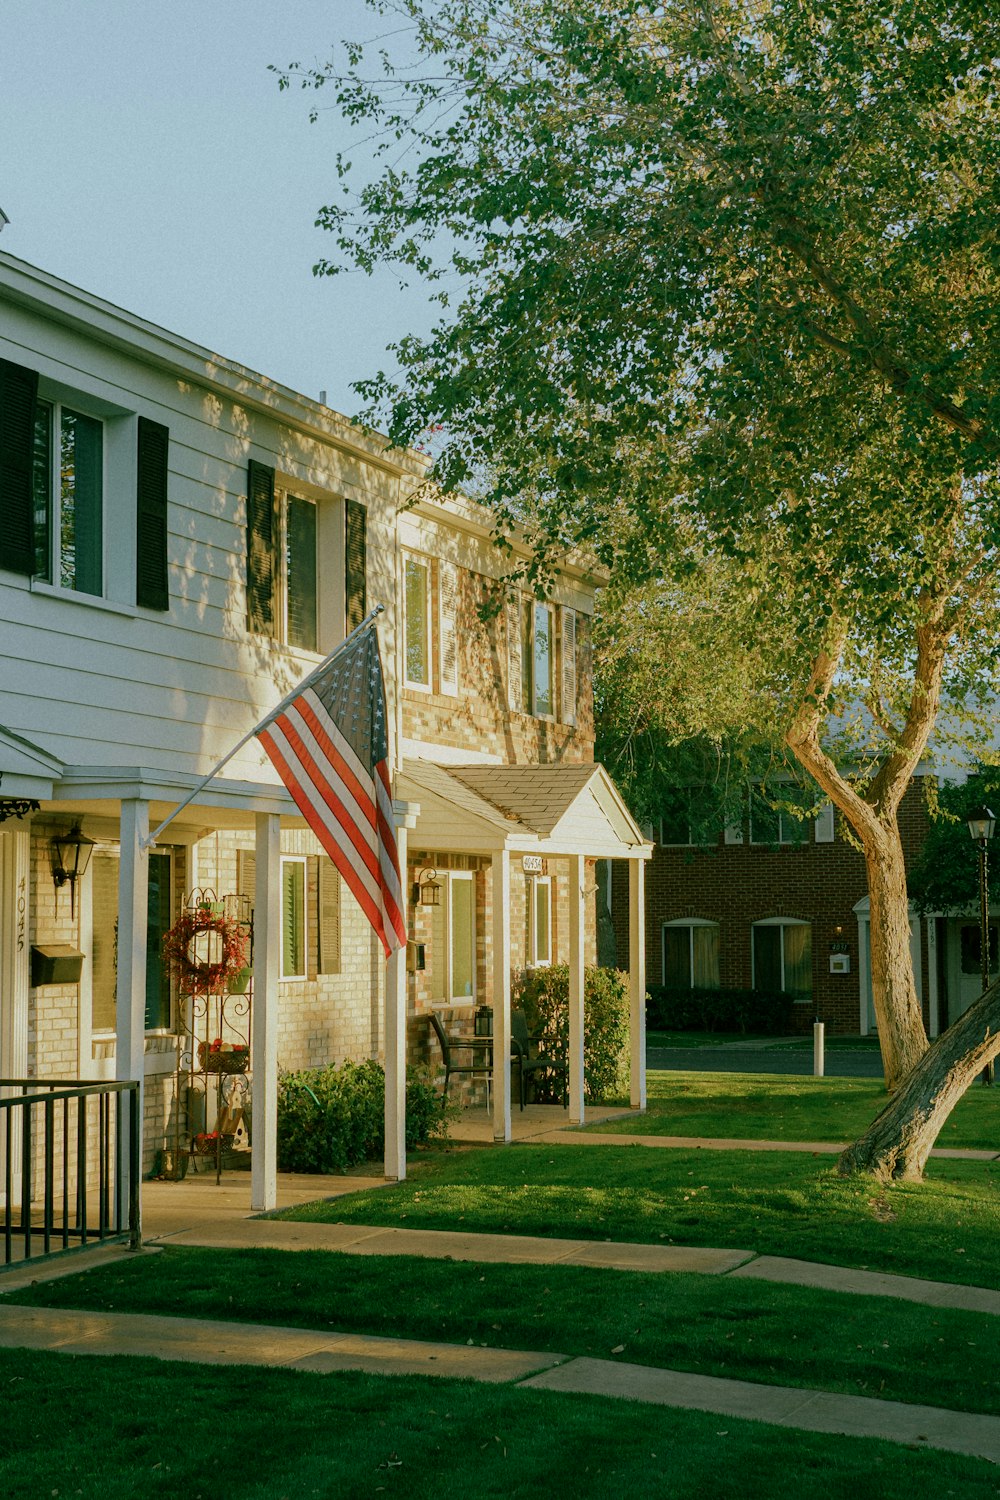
[0,1079,141,1268]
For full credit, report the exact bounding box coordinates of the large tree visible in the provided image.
[281,0,1000,1174]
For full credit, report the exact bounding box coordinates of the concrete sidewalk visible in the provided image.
[2,1297,1000,1466]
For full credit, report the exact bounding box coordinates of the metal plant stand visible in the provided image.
[171,890,253,1184]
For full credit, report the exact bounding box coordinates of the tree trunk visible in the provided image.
[862,826,928,1092]
[839,980,1000,1181]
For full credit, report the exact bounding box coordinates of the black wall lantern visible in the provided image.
[50,823,96,918]
[411,867,442,907]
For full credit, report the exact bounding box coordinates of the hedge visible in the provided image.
[646,984,794,1035]
[515,964,630,1103]
[277,1058,450,1175]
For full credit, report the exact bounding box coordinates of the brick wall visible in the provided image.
[612,780,932,1036]
[401,562,595,764]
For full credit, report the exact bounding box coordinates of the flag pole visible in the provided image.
[140,604,385,850]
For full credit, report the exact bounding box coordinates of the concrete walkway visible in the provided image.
[2,1294,1000,1466]
[5,1156,1000,1467]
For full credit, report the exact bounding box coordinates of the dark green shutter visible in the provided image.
[136,417,169,609]
[345,497,367,631]
[247,459,276,635]
[317,857,341,975]
[0,357,39,576]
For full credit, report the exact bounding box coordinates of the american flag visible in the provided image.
[257,625,406,958]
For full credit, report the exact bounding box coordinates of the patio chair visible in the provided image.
[510,1008,568,1111]
[428,1010,494,1100]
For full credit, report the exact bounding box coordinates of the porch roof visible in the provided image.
[398,758,652,860]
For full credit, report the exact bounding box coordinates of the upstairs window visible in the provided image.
[33,400,104,596]
[404,553,432,688]
[517,598,555,717]
[246,460,348,651]
[0,359,169,609]
[284,493,318,651]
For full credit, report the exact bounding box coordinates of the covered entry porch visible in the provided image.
[384,759,652,1175]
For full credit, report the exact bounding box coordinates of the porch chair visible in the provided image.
[428,1011,494,1100]
[510,1008,568,1111]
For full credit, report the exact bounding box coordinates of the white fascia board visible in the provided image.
[504,833,654,860]
[0,250,428,483]
[54,766,298,816]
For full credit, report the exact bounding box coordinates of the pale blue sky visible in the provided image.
[1,0,432,417]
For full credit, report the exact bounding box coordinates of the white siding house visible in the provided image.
[0,251,649,1238]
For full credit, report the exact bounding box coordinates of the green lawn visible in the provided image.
[1,1346,994,1500]
[586,1070,1000,1147]
[11,1243,1000,1418]
[275,1142,1000,1288]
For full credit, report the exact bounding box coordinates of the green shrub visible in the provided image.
[277,1058,450,1174]
[515,964,630,1103]
[645,984,793,1035]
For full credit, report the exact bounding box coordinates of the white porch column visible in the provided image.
[384,818,409,1180]
[251,812,280,1212]
[0,827,30,1204]
[491,848,512,1144]
[116,799,149,1222]
[568,853,586,1126]
[629,857,647,1111]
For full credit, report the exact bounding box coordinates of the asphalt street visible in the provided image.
[647,1045,885,1079]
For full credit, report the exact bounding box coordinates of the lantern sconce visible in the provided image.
[50,823,97,919]
[411,867,442,907]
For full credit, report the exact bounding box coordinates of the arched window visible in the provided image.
[662,919,720,989]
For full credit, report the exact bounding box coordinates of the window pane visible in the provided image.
[521,598,533,713]
[692,925,720,988]
[429,894,446,1001]
[281,861,305,978]
[405,558,430,684]
[450,878,474,998]
[750,792,780,845]
[286,495,317,650]
[660,791,691,846]
[960,922,1000,976]
[145,853,172,1029]
[753,925,782,992]
[663,927,692,988]
[534,879,551,964]
[534,603,552,715]
[60,408,102,595]
[33,401,52,579]
[783,924,812,997]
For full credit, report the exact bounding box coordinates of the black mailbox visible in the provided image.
[30,944,85,987]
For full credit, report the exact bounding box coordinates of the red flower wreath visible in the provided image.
[161,906,249,996]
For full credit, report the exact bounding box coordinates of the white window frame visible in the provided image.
[751,916,812,999]
[279,489,319,655]
[528,874,553,967]
[403,551,433,691]
[80,844,176,1061]
[517,597,557,719]
[661,918,720,989]
[430,871,476,1006]
[280,855,308,981]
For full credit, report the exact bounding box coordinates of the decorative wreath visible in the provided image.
[161,905,249,996]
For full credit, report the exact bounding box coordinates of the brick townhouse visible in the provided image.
[611,776,977,1039]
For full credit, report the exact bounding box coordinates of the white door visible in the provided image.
[945,917,999,1025]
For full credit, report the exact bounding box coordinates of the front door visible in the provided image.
[944,918,999,1028]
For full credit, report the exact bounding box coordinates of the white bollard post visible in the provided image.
[813,1020,825,1078]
